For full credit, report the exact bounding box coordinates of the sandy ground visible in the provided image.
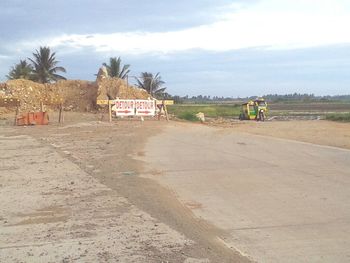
[211,120,350,150]
[1,112,350,262]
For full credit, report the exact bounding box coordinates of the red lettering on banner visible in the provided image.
[135,100,156,116]
[114,99,155,117]
[114,99,136,116]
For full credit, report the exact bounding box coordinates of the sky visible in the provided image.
[1,0,350,97]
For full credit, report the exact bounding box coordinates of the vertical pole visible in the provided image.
[108,100,112,123]
[150,78,153,98]
[40,101,43,112]
[14,104,19,126]
[157,101,161,121]
[58,104,62,124]
[163,101,169,122]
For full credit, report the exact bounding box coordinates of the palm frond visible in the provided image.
[28,46,66,83]
[135,72,167,98]
[103,56,130,79]
[7,59,34,80]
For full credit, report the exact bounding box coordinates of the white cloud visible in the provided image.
[19,0,350,54]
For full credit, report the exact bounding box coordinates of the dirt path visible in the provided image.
[142,122,350,262]
[0,115,248,262]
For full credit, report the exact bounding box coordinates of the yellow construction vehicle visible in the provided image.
[239,98,268,121]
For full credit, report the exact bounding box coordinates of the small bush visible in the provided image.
[168,104,240,120]
[177,112,199,122]
[325,112,350,122]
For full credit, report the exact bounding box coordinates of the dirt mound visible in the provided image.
[52,80,97,111]
[1,79,49,112]
[0,72,150,113]
[0,79,98,112]
[95,66,149,101]
[97,78,149,101]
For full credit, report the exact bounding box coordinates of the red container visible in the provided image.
[16,115,28,126]
[33,112,49,125]
[17,112,49,126]
[27,112,35,125]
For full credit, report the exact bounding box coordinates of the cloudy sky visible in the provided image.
[1,0,350,96]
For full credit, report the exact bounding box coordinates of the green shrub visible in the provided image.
[325,112,350,122]
[177,112,199,122]
[168,104,240,120]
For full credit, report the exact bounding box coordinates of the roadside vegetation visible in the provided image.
[167,104,241,121]
[325,112,350,122]
[177,112,200,122]
[168,101,350,122]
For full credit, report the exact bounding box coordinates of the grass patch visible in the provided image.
[325,112,350,122]
[177,112,199,122]
[168,104,240,120]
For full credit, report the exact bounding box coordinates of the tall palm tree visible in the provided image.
[7,60,33,80]
[29,46,66,83]
[103,57,130,79]
[136,72,166,97]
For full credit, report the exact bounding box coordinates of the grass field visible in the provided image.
[269,102,350,120]
[269,102,350,112]
[167,102,350,122]
[167,104,241,121]
[325,112,350,122]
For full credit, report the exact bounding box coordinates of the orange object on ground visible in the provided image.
[33,112,49,125]
[16,112,49,126]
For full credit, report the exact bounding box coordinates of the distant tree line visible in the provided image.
[262,93,350,102]
[164,93,350,104]
[164,95,239,104]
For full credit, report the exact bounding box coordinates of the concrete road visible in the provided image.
[0,132,193,262]
[143,122,350,263]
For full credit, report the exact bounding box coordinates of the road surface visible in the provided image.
[143,122,350,263]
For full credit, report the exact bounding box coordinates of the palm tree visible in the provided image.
[7,60,33,80]
[29,46,66,83]
[136,72,166,97]
[103,57,130,79]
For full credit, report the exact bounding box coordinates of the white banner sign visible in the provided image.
[135,100,156,116]
[114,99,135,116]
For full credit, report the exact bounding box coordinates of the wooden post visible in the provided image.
[157,101,162,121]
[108,100,112,122]
[40,101,43,112]
[157,101,169,122]
[14,105,19,126]
[58,104,63,124]
[164,102,169,122]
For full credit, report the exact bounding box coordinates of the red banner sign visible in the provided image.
[135,100,156,116]
[114,100,135,116]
